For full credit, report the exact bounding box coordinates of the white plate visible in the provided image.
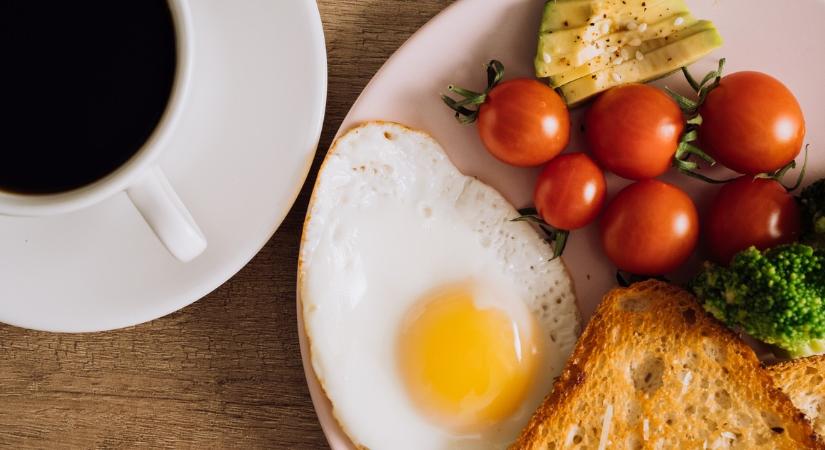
[0,0,326,332]
[299,0,825,447]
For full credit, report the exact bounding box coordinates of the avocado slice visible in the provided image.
[538,0,688,52]
[536,11,695,76]
[558,27,723,107]
[548,20,716,87]
[540,0,685,32]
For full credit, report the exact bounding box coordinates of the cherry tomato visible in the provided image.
[700,71,805,175]
[477,79,570,167]
[585,84,684,180]
[534,152,606,230]
[705,177,801,264]
[600,180,699,275]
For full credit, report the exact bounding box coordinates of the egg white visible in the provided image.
[299,122,580,449]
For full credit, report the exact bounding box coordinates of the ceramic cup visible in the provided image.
[0,0,206,262]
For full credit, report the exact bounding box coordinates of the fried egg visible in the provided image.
[299,122,580,449]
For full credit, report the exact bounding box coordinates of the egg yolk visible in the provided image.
[397,285,539,431]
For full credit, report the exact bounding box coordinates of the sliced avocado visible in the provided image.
[548,20,716,87]
[536,11,695,76]
[540,0,684,32]
[538,0,687,54]
[558,27,723,107]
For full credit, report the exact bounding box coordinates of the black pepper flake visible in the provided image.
[564,20,569,26]
[603,13,607,18]
[771,427,785,434]
[591,75,597,79]
[667,57,673,61]
[589,22,595,26]
[642,1,646,5]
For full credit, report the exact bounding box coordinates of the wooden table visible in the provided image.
[0,1,451,447]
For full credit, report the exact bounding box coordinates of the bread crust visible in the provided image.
[513,280,822,449]
[769,355,825,438]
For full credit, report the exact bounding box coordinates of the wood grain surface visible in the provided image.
[0,1,451,448]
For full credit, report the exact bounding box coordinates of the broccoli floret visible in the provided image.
[799,178,825,248]
[691,243,825,358]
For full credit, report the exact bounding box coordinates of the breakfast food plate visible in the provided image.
[298,0,825,448]
[0,0,326,332]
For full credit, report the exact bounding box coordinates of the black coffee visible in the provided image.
[1,1,177,194]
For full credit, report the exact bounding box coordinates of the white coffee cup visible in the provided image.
[0,0,205,262]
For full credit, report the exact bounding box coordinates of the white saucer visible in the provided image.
[0,0,327,332]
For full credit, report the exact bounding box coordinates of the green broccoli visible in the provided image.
[691,243,825,358]
[799,177,825,248]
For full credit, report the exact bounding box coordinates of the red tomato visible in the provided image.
[477,79,570,167]
[585,84,684,180]
[705,177,801,264]
[600,180,699,275]
[700,71,805,174]
[534,152,606,230]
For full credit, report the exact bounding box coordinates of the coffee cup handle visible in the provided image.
[126,166,206,262]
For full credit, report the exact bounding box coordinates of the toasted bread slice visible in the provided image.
[513,280,822,449]
[769,355,825,437]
